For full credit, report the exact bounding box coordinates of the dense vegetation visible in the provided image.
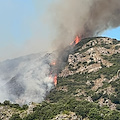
[22,98,120,120]
[0,100,28,110]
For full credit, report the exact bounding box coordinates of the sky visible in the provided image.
[0,0,120,61]
[0,0,55,61]
[102,27,120,40]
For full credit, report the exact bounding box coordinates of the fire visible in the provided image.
[50,61,57,86]
[50,61,56,66]
[49,75,57,86]
[70,35,81,45]
[54,75,57,86]
[75,36,80,44]
[51,62,56,65]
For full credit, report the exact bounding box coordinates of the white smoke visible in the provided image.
[0,52,55,104]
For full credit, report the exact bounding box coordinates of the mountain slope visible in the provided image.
[1,37,120,120]
[27,37,120,120]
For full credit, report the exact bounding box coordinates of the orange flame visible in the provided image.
[54,75,57,86]
[49,75,57,86]
[75,36,80,44]
[51,61,56,66]
[50,61,57,86]
[70,35,81,45]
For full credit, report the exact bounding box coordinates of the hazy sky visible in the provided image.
[0,0,119,61]
[0,0,54,61]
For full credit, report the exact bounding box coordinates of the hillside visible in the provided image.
[0,37,120,120]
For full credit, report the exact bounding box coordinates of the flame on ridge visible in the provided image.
[70,35,81,45]
[50,35,81,86]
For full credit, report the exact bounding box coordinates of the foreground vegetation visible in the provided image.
[22,98,120,120]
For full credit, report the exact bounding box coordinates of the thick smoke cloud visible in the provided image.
[50,0,120,48]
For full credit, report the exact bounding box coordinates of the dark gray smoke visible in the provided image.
[48,0,120,74]
[50,0,120,48]
[83,0,120,37]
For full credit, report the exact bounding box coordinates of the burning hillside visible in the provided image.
[0,35,82,105]
[0,37,120,120]
[0,0,120,119]
[47,0,120,80]
[0,53,58,104]
[0,0,120,105]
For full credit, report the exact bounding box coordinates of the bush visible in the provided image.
[92,93,102,101]
[103,110,120,120]
[3,100,10,105]
[110,95,120,104]
[75,104,87,118]
[88,108,103,120]
[9,114,22,120]
[116,105,120,110]
[10,104,21,109]
[22,104,28,110]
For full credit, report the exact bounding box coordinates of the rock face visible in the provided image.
[0,102,36,120]
[57,37,120,111]
[59,37,120,77]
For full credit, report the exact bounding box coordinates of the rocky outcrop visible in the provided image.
[59,37,120,77]
[52,112,82,120]
[0,102,36,120]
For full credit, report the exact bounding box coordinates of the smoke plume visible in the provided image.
[50,0,120,48]
[0,53,55,104]
[0,0,120,105]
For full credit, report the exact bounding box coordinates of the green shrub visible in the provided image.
[116,105,120,110]
[88,108,103,120]
[9,114,22,120]
[92,93,102,101]
[22,104,28,110]
[110,95,120,104]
